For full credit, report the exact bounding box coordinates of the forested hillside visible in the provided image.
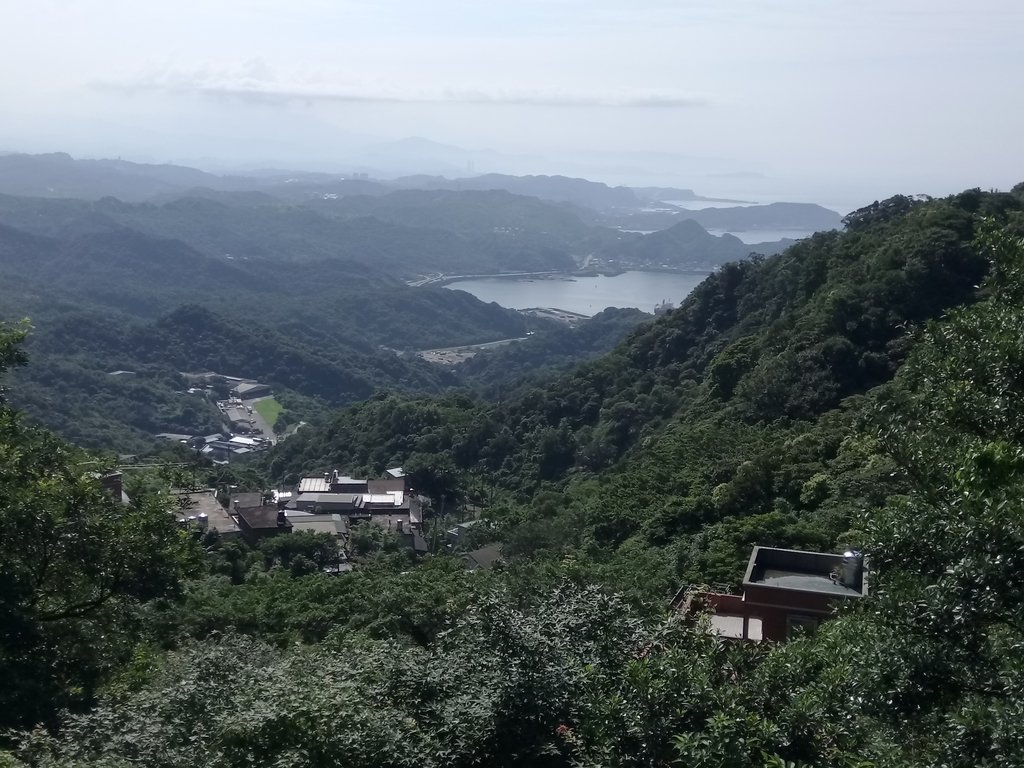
[596,201,841,236]
[455,307,651,399]
[598,218,791,269]
[7,305,468,451]
[271,190,1020,596]
[0,166,796,452]
[5,185,1024,768]
[0,211,540,450]
[0,192,580,277]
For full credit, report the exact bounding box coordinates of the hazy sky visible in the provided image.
[2,0,1022,208]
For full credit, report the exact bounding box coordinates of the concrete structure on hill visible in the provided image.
[156,432,193,443]
[462,544,503,571]
[197,434,270,463]
[675,546,868,642]
[234,504,292,546]
[288,469,425,552]
[172,488,240,538]
[223,404,255,433]
[286,512,349,541]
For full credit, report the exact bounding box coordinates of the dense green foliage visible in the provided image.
[598,218,791,270]
[0,210,540,450]
[0,176,765,453]
[5,185,1024,767]
[0,191,584,278]
[0,159,809,455]
[271,190,1020,588]
[0,326,194,733]
[455,307,651,399]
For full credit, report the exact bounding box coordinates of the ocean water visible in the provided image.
[706,228,818,244]
[444,270,708,317]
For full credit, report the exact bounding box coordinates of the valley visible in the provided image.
[2,149,1024,768]
[4,1,1024,764]
[0,153,815,454]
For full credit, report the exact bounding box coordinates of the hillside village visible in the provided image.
[154,372,281,461]
[163,468,498,573]
[4,0,1024,759]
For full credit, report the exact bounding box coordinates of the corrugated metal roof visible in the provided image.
[298,477,331,493]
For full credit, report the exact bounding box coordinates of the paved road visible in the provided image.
[243,396,277,444]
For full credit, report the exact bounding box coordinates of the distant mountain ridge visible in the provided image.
[390,173,640,210]
[0,185,805,279]
[675,201,842,231]
[0,152,838,222]
[0,152,226,200]
[596,201,842,235]
[599,219,793,270]
[0,216,541,450]
[630,186,750,204]
[0,191,581,277]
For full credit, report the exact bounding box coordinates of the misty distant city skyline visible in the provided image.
[2,0,1022,212]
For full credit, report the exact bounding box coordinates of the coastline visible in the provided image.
[424,266,713,288]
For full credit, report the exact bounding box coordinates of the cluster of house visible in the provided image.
[173,468,429,569]
[155,431,272,462]
[675,545,868,642]
[180,372,272,402]
[156,376,276,462]
[103,467,862,621]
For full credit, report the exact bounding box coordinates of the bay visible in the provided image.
[706,227,817,244]
[444,270,708,317]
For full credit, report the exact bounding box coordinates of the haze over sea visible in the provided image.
[445,271,708,317]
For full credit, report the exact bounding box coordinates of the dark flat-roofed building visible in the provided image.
[330,474,368,494]
[235,504,292,546]
[463,544,503,571]
[292,492,362,512]
[677,546,868,642]
[231,492,265,510]
[173,488,240,538]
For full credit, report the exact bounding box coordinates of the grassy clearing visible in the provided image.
[253,397,283,426]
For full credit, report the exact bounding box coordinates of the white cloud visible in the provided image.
[92,60,708,109]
